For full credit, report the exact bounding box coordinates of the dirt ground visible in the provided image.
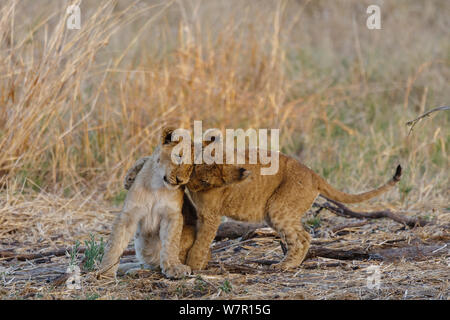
[0,194,448,300]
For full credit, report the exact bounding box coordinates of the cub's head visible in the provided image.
[187,163,251,192]
[158,126,194,190]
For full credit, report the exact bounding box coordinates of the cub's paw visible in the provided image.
[162,263,191,279]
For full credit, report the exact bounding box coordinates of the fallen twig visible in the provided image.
[406,105,450,135]
[315,196,430,228]
[306,245,376,261]
[302,261,348,270]
[207,261,274,274]
[244,242,448,267]
[331,221,369,233]
[375,243,449,261]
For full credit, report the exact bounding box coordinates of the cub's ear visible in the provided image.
[161,127,176,145]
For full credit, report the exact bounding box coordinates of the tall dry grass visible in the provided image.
[0,0,448,208]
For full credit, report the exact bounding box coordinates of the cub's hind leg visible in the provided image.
[134,223,162,268]
[99,207,143,277]
[125,218,197,277]
[267,216,311,270]
[134,223,196,267]
[117,219,168,277]
[266,187,314,270]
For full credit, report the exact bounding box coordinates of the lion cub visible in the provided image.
[185,150,402,271]
[99,151,192,279]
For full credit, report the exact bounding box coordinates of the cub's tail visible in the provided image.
[316,165,402,204]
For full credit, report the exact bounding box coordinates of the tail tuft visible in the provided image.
[393,165,402,182]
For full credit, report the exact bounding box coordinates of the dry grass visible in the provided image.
[0,0,449,299]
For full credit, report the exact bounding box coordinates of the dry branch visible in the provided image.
[406,105,450,135]
[331,221,369,233]
[306,245,375,260]
[315,196,430,228]
[374,243,449,261]
[206,261,272,274]
[245,243,448,265]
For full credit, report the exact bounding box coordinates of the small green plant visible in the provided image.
[194,275,208,294]
[85,293,100,300]
[83,234,105,272]
[175,282,187,296]
[68,240,81,266]
[220,279,232,293]
[423,213,435,222]
[306,216,321,229]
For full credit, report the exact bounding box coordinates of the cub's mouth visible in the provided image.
[163,175,180,189]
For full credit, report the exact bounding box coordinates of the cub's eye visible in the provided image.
[163,132,173,145]
[200,180,210,186]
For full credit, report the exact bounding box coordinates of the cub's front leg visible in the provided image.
[186,213,221,270]
[98,207,142,277]
[159,209,191,279]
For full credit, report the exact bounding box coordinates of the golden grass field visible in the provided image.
[0,0,448,299]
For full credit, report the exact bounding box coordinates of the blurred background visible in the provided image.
[0,0,448,206]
